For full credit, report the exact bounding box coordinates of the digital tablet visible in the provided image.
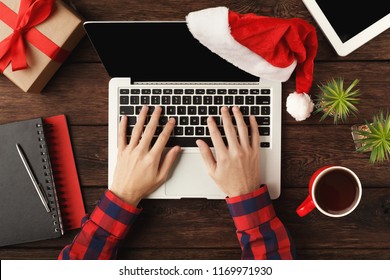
[302,0,390,56]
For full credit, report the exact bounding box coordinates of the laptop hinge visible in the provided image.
[133,81,261,85]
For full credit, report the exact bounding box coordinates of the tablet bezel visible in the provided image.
[302,0,390,56]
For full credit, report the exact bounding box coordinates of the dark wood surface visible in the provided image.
[1,0,390,260]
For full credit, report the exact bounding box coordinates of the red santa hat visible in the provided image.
[186,7,318,121]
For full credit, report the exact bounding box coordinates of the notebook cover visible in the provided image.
[0,118,62,247]
[43,115,86,230]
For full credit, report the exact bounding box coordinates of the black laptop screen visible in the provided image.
[84,22,258,83]
[315,1,390,43]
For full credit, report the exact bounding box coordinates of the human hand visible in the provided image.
[196,106,260,197]
[111,106,181,207]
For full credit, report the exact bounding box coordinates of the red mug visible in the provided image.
[296,166,362,218]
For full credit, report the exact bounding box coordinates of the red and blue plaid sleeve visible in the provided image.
[226,185,296,260]
[58,190,141,260]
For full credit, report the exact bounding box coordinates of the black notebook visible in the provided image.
[0,118,64,246]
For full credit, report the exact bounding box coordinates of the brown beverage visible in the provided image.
[314,170,359,215]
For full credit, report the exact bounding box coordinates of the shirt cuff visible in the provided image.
[226,185,276,231]
[89,190,142,239]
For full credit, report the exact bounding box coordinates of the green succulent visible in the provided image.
[315,78,360,124]
[356,111,390,163]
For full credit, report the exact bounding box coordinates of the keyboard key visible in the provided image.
[131,89,140,94]
[120,89,130,94]
[200,116,208,125]
[228,89,237,94]
[217,89,227,94]
[193,96,202,104]
[152,89,162,94]
[178,106,186,115]
[141,96,150,104]
[151,96,160,104]
[120,106,134,115]
[256,117,270,125]
[204,96,213,104]
[259,127,270,136]
[260,142,270,148]
[163,89,173,94]
[240,106,249,115]
[185,127,194,135]
[128,116,137,125]
[198,106,207,115]
[245,96,254,104]
[172,96,181,104]
[185,89,194,94]
[135,106,143,114]
[261,89,271,94]
[251,106,260,115]
[209,106,218,115]
[159,116,168,125]
[130,96,139,104]
[120,96,129,104]
[141,89,151,94]
[195,127,205,135]
[196,89,205,94]
[214,96,223,104]
[180,116,189,125]
[174,127,183,135]
[235,96,244,105]
[188,106,197,115]
[261,106,271,115]
[239,89,249,94]
[167,106,176,115]
[190,117,199,125]
[162,96,171,104]
[224,96,233,104]
[250,89,259,94]
[207,89,216,94]
[183,96,192,105]
[256,96,270,105]
[173,89,183,94]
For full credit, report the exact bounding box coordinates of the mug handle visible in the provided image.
[296,195,315,217]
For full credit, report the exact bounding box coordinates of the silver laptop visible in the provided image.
[84,21,281,199]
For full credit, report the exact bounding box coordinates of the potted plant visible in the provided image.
[351,111,390,163]
[314,78,360,124]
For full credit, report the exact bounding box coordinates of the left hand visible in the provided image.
[111,106,181,207]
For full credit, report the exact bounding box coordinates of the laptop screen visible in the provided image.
[315,1,390,43]
[84,22,258,83]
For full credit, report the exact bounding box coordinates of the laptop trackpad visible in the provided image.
[165,152,226,199]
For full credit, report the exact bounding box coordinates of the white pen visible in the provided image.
[16,143,50,213]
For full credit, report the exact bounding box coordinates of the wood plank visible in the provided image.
[2,187,389,252]
[67,124,390,187]
[65,0,390,62]
[2,247,389,260]
[1,61,389,125]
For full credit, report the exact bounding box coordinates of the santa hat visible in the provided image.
[186,7,318,121]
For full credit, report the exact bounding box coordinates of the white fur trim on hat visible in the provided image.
[186,6,297,82]
[286,92,314,121]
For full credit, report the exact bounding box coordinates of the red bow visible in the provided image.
[0,0,69,72]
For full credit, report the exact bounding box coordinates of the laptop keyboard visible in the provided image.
[119,86,271,148]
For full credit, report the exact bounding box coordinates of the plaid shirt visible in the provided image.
[58,186,295,260]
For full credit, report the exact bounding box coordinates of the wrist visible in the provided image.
[110,188,142,208]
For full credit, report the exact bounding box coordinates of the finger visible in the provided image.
[118,115,128,151]
[129,106,148,148]
[151,117,176,155]
[250,115,260,149]
[196,139,217,174]
[157,146,181,184]
[232,106,250,148]
[139,106,162,148]
[221,106,239,147]
[207,116,227,153]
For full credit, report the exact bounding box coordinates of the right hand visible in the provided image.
[196,106,261,197]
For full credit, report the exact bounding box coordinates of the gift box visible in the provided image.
[0,0,85,93]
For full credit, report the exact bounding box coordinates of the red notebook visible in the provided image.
[44,115,85,230]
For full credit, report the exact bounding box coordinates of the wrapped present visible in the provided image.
[0,0,85,93]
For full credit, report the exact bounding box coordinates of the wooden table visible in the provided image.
[1,0,389,260]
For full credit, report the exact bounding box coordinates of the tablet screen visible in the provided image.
[316,1,390,42]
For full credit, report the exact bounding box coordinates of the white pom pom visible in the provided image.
[286,92,314,121]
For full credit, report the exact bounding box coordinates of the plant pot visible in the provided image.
[351,123,372,151]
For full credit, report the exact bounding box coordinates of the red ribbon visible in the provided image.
[0,0,70,72]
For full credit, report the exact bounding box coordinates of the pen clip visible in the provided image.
[16,143,51,213]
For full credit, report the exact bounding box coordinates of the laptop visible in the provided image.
[84,21,281,199]
[303,0,390,56]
